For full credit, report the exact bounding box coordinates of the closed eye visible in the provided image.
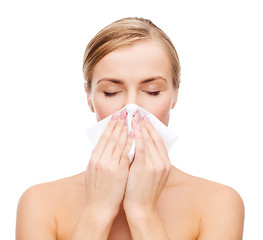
[103,92,119,97]
[103,91,161,97]
[146,91,161,96]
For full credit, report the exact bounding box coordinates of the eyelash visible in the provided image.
[103,91,161,97]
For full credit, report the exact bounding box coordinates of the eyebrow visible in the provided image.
[96,76,167,85]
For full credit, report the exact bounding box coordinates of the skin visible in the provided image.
[88,39,177,125]
[16,39,245,240]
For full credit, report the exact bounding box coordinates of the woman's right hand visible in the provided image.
[84,109,134,219]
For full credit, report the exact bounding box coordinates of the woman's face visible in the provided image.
[88,39,178,126]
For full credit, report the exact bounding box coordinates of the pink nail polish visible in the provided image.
[134,111,142,124]
[120,109,127,120]
[129,129,135,138]
[124,116,128,126]
[143,115,150,124]
[111,111,119,121]
[136,123,141,132]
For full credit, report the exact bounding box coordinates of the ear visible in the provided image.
[87,95,95,113]
[171,88,179,109]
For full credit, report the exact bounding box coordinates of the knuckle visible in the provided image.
[157,164,166,173]
[96,161,115,173]
[147,164,155,173]
[95,161,103,170]
[152,163,166,174]
[102,131,111,141]
[136,144,144,153]
[122,155,130,162]
[111,133,119,142]
[116,140,125,151]
[105,165,116,173]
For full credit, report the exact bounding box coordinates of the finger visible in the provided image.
[143,115,170,164]
[140,120,161,165]
[111,119,129,165]
[100,110,127,163]
[119,129,135,168]
[142,122,172,192]
[132,117,145,164]
[91,111,120,161]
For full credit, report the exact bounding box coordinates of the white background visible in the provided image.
[0,0,262,239]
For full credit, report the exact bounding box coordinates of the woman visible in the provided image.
[16,17,244,240]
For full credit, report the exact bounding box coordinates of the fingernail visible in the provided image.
[124,116,128,126]
[134,111,142,124]
[129,129,135,138]
[143,115,150,124]
[120,109,127,120]
[111,111,119,121]
[136,123,141,132]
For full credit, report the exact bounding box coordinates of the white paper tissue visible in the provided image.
[86,104,177,163]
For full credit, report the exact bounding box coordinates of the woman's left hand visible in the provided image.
[123,111,172,215]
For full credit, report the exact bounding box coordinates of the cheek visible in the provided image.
[92,94,122,121]
[141,96,172,126]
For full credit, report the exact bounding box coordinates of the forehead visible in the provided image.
[92,39,172,84]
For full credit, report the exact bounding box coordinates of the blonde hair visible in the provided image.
[83,17,181,94]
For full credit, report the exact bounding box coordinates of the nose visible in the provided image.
[125,91,139,106]
[123,91,142,116]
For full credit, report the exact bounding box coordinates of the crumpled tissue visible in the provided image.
[86,104,177,163]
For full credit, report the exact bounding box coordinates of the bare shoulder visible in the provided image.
[18,171,84,207]
[169,168,244,204]
[174,170,245,239]
[16,172,85,240]
[187,173,244,208]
